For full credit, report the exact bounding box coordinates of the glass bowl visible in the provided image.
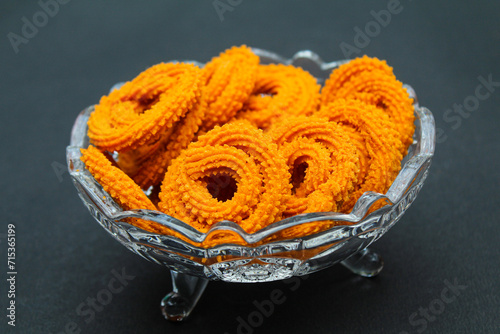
[66,48,435,321]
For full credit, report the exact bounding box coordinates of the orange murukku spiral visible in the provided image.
[236,64,321,129]
[321,56,414,151]
[192,121,291,226]
[80,145,171,234]
[336,73,414,152]
[200,45,259,130]
[270,116,360,217]
[159,145,261,231]
[320,55,395,105]
[281,138,332,199]
[118,97,206,189]
[87,62,202,152]
[159,121,290,233]
[316,98,403,212]
[115,126,175,178]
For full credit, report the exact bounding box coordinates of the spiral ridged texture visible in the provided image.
[271,116,360,216]
[159,122,290,233]
[321,56,414,152]
[80,145,173,234]
[200,45,259,130]
[237,64,321,129]
[87,63,202,152]
[118,98,206,189]
[80,51,417,245]
[316,98,403,212]
[320,55,395,104]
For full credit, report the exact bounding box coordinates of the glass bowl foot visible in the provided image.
[341,248,384,277]
[160,271,209,321]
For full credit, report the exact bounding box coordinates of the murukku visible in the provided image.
[81,49,417,245]
[159,145,261,231]
[80,145,171,234]
[321,56,414,151]
[159,122,290,233]
[192,121,291,225]
[116,126,175,178]
[270,116,360,217]
[316,98,403,212]
[335,73,414,152]
[281,138,331,199]
[87,62,202,152]
[320,55,395,105]
[200,45,259,130]
[118,97,206,189]
[236,64,321,129]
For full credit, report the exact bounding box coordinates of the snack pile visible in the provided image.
[81,45,415,246]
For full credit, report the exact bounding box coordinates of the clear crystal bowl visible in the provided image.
[66,49,435,321]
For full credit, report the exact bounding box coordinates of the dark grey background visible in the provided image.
[1,1,499,333]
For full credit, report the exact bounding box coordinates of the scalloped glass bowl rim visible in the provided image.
[66,48,435,246]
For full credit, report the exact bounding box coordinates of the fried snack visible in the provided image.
[115,126,175,178]
[200,45,259,130]
[279,138,334,216]
[81,50,417,246]
[87,63,202,152]
[336,73,414,152]
[159,122,290,233]
[281,138,331,199]
[316,99,403,212]
[159,145,260,231]
[320,55,395,105]
[118,97,206,189]
[81,145,241,247]
[320,56,414,151]
[270,116,360,217]
[80,145,169,234]
[236,64,321,129]
[192,121,291,223]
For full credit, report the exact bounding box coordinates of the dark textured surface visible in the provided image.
[1,1,499,333]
